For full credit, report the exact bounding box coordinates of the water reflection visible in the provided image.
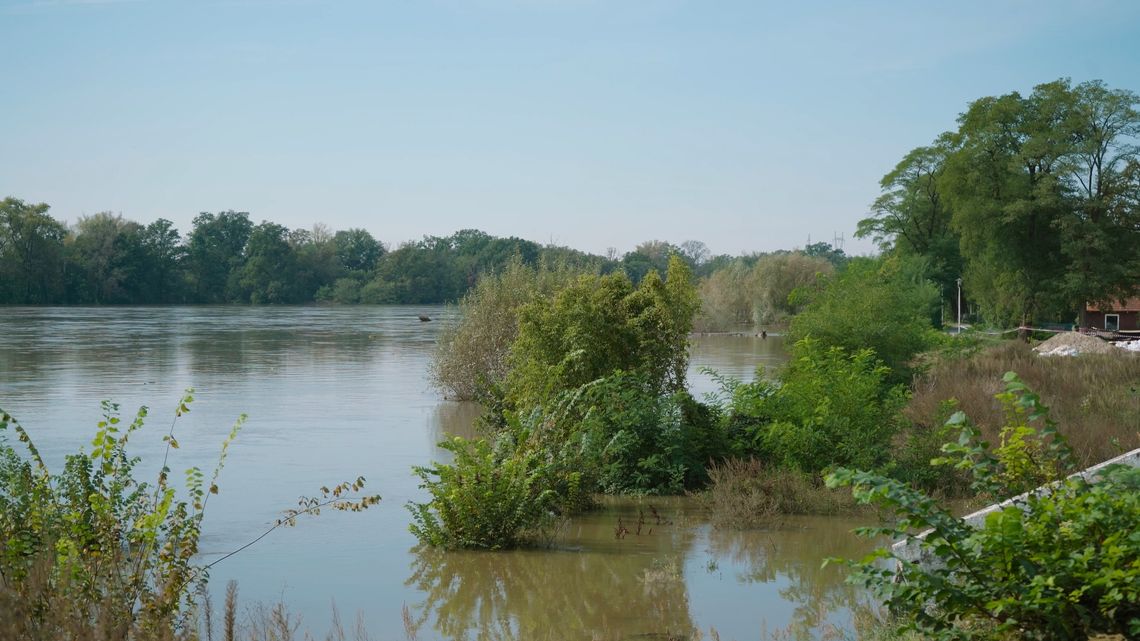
[431,400,483,443]
[406,501,697,641]
[703,517,878,639]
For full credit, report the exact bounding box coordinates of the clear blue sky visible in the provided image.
[2,0,1139,257]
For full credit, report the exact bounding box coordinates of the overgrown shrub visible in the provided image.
[407,437,559,550]
[828,373,1139,640]
[506,256,699,408]
[572,372,723,495]
[722,338,907,473]
[429,258,580,400]
[789,256,942,383]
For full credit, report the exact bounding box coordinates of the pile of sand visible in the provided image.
[1033,332,1119,356]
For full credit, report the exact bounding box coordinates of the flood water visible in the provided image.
[0,307,875,640]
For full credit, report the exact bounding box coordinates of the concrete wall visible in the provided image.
[892,447,1140,568]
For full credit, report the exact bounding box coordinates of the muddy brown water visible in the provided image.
[0,307,876,640]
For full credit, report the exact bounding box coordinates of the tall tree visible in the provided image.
[185,211,253,303]
[140,219,186,303]
[0,197,67,303]
[238,221,299,303]
[943,79,1140,323]
[333,228,384,275]
[1055,80,1140,311]
[857,136,960,294]
[68,212,147,304]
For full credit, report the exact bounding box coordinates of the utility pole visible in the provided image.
[956,277,963,334]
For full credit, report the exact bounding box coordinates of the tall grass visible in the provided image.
[907,341,1140,468]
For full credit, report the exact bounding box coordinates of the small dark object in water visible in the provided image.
[418,314,431,322]
[760,330,767,339]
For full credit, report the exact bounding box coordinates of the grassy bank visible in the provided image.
[908,341,1140,468]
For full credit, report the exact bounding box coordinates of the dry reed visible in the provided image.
[908,341,1140,468]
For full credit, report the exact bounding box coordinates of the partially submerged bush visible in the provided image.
[828,373,1138,640]
[408,437,558,550]
[507,256,699,409]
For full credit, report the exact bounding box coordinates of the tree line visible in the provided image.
[0,201,595,305]
[857,78,1140,326]
[0,196,849,309]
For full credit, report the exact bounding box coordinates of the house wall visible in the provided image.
[1081,310,1140,331]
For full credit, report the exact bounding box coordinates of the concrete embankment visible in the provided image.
[892,447,1140,568]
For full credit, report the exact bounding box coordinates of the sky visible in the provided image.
[2,0,1139,258]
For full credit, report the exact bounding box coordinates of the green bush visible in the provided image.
[429,258,580,400]
[408,437,558,549]
[506,255,699,409]
[0,394,379,638]
[827,374,1138,640]
[789,256,942,383]
[723,338,907,473]
[888,399,971,496]
[572,372,723,495]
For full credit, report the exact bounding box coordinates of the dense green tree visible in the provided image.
[238,221,300,303]
[789,256,941,382]
[333,228,384,274]
[68,213,148,304]
[620,240,680,284]
[140,218,187,303]
[0,197,67,303]
[802,241,848,270]
[870,79,1140,325]
[507,256,698,408]
[941,82,1074,324]
[185,211,253,303]
[293,224,340,302]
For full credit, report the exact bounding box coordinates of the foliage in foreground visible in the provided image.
[0,394,380,638]
[827,373,1139,640]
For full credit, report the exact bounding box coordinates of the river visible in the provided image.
[0,306,874,640]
